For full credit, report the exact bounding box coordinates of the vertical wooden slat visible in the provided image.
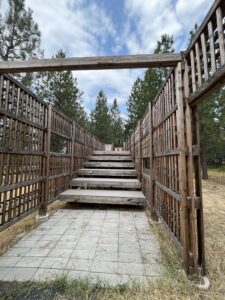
[195,41,202,87]
[200,33,209,81]
[216,6,225,66]
[208,20,216,74]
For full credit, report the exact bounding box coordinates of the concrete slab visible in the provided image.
[0,207,164,286]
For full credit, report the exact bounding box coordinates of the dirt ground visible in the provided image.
[0,172,225,299]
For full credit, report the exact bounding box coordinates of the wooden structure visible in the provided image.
[0,0,225,277]
[60,150,146,206]
[0,74,103,230]
[124,0,225,276]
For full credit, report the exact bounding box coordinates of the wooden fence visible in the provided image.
[0,74,103,230]
[125,0,225,276]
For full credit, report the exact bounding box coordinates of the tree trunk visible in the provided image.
[201,142,208,180]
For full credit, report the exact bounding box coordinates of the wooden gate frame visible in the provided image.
[1,0,225,276]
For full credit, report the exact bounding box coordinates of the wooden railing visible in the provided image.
[185,0,225,104]
[0,74,103,230]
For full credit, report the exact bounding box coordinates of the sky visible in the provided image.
[1,0,214,119]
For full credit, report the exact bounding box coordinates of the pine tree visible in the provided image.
[110,99,124,146]
[90,90,112,143]
[35,50,88,128]
[125,34,174,136]
[154,34,175,81]
[0,0,42,86]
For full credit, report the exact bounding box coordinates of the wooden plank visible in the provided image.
[87,155,132,161]
[200,33,209,81]
[0,54,182,73]
[208,21,216,74]
[71,178,141,189]
[216,6,225,66]
[83,162,134,168]
[195,41,202,87]
[93,151,130,156]
[60,189,146,206]
[78,168,137,177]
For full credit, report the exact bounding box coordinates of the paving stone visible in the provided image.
[0,267,13,280]
[55,241,76,249]
[66,258,93,271]
[3,247,30,257]
[97,243,118,252]
[48,248,73,258]
[3,267,37,281]
[25,248,51,257]
[92,261,118,274]
[16,257,45,268]
[118,252,142,263]
[40,234,62,241]
[95,251,118,262]
[13,240,38,248]
[40,257,69,269]
[71,249,95,260]
[23,234,43,241]
[118,262,146,276]
[0,256,22,267]
[0,208,164,286]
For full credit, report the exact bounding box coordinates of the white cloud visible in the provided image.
[1,0,216,119]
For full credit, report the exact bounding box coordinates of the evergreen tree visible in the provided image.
[0,0,42,86]
[110,99,124,146]
[125,34,175,137]
[35,50,88,129]
[154,34,175,81]
[90,90,112,143]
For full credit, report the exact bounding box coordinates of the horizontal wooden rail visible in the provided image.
[0,54,182,73]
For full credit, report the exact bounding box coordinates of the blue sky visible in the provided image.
[2,0,214,119]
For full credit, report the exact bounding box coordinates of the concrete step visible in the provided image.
[77,168,137,177]
[83,162,134,169]
[93,151,130,156]
[71,178,141,189]
[88,156,132,161]
[60,189,146,206]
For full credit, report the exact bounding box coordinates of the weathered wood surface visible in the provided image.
[93,151,130,156]
[83,162,134,169]
[0,53,182,73]
[88,155,132,161]
[60,189,146,206]
[78,169,137,177]
[71,178,141,189]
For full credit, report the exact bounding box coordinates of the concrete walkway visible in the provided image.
[0,207,164,286]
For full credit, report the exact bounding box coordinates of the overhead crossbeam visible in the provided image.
[0,53,182,73]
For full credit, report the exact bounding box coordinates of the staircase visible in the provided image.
[60,151,146,206]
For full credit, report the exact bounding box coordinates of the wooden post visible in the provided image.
[139,120,142,182]
[70,122,75,180]
[175,63,189,274]
[183,59,198,274]
[149,102,157,219]
[41,104,52,215]
[192,107,206,276]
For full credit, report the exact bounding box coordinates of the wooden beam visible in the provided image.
[0,53,182,73]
